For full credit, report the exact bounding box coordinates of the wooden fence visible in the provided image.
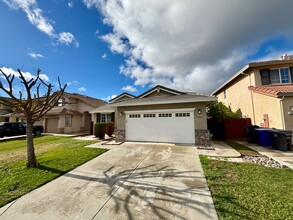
[208,118,252,140]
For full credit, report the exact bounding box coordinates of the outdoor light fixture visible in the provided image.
[198,108,202,115]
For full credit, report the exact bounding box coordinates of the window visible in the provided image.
[143,114,156,118]
[65,115,72,127]
[175,113,190,117]
[58,98,65,106]
[280,68,290,83]
[101,114,106,122]
[223,90,227,99]
[158,113,172,117]
[260,69,271,85]
[270,69,280,84]
[100,114,112,122]
[260,68,292,85]
[129,114,141,118]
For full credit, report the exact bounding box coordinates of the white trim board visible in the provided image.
[110,96,217,107]
[124,108,195,114]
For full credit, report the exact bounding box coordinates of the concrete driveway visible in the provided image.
[0,142,218,220]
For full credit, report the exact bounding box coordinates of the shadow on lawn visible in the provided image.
[36,164,66,175]
[56,164,215,220]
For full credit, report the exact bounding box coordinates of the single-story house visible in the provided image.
[89,92,136,123]
[212,55,293,141]
[106,85,216,145]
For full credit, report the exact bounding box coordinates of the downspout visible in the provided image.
[249,74,256,124]
[280,96,285,129]
[242,72,256,124]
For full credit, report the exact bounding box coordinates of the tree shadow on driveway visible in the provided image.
[62,164,216,220]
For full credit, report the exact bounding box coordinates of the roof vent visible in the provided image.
[281,54,293,60]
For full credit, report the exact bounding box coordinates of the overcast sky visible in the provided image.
[1,0,293,99]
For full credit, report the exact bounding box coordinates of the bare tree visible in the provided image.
[0,68,67,168]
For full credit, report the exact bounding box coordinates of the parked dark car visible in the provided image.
[0,122,44,138]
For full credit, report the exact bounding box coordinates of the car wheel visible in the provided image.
[34,130,41,136]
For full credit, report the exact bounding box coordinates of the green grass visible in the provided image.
[224,140,261,156]
[200,156,293,220]
[0,136,107,207]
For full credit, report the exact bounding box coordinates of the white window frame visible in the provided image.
[100,113,112,122]
[58,98,65,106]
[280,68,291,83]
[65,115,72,127]
[270,68,291,84]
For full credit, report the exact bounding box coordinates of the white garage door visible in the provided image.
[125,109,195,144]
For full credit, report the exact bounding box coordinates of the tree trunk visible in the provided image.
[26,118,37,168]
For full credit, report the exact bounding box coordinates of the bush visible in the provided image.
[106,122,114,137]
[94,122,106,139]
[207,102,241,119]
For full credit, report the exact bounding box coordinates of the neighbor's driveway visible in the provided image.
[0,142,218,220]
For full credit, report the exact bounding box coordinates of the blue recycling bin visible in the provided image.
[255,128,274,147]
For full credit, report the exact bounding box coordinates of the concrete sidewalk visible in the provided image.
[236,141,293,169]
[197,141,241,157]
[0,142,218,220]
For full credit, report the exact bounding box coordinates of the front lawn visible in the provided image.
[200,156,293,220]
[0,136,107,207]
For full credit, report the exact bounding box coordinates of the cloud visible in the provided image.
[0,67,49,81]
[67,80,79,86]
[3,0,79,47]
[28,52,44,59]
[101,53,107,60]
[78,87,87,92]
[102,94,117,101]
[58,32,79,47]
[68,2,73,8]
[85,0,293,94]
[39,74,49,81]
[121,85,137,93]
[95,29,99,35]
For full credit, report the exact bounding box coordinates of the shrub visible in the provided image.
[94,122,106,139]
[106,122,114,137]
[207,102,241,119]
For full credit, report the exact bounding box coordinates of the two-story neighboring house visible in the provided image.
[212,55,293,136]
[0,97,17,122]
[14,92,106,134]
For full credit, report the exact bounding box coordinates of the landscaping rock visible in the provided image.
[242,155,288,168]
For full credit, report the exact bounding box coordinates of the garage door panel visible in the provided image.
[46,118,58,133]
[126,111,195,144]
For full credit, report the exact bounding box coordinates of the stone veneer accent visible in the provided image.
[115,129,125,142]
[195,129,211,146]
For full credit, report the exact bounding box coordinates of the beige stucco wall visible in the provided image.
[115,102,208,131]
[217,74,255,121]
[63,115,82,133]
[252,93,283,129]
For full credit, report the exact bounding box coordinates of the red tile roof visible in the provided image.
[248,84,293,97]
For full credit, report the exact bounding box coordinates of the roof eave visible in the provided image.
[211,64,250,95]
[278,92,293,97]
[109,97,217,107]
